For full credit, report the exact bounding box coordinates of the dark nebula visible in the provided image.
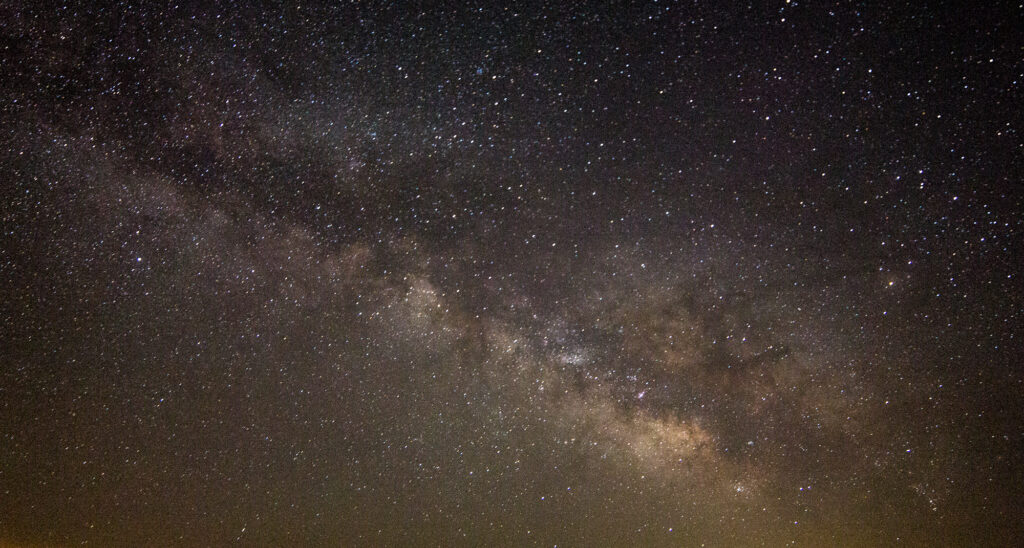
[1,2,1022,546]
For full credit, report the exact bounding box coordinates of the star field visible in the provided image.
[1,2,1022,546]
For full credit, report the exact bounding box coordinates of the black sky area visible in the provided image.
[1,1,1022,546]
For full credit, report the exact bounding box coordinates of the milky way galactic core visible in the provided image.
[1,2,1022,546]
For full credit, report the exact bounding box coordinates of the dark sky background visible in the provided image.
[1,1,1022,546]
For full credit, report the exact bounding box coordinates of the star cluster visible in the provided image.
[1,2,1022,546]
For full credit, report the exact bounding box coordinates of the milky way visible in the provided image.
[1,2,1022,546]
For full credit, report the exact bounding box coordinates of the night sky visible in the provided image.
[2,2,1022,546]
